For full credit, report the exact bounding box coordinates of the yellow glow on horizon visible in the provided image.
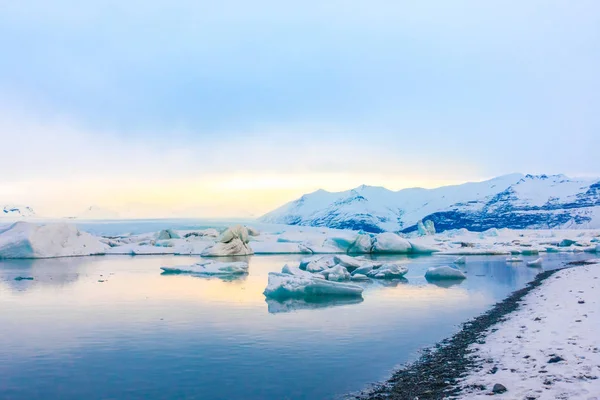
[10,170,484,218]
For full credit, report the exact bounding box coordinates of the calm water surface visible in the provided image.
[0,252,591,399]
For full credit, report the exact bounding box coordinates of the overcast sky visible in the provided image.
[1,0,599,217]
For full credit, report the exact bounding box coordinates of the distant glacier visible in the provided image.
[259,174,600,233]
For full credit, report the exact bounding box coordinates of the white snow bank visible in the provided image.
[263,272,364,298]
[161,260,248,275]
[457,264,600,399]
[0,222,107,258]
[425,265,467,280]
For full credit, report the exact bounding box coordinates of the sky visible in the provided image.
[1,0,599,218]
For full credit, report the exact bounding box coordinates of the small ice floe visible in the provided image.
[161,260,249,276]
[454,256,467,265]
[527,257,543,267]
[263,272,363,299]
[506,257,523,263]
[425,265,467,280]
[366,263,408,279]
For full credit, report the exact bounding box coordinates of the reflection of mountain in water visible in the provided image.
[266,296,364,314]
[0,257,85,292]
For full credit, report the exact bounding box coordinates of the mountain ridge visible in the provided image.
[259,174,600,232]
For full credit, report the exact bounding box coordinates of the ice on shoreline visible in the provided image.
[1,221,600,259]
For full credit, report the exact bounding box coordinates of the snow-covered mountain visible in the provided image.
[1,205,36,218]
[260,174,600,233]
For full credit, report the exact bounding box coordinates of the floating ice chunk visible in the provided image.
[352,263,376,276]
[263,272,363,298]
[559,239,576,247]
[281,264,319,279]
[372,233,412,253]
[201,225,253,256]
[321,265,351,281]
[527,258,543,267]
[299,255,325,269]
[347,233,373,254]
[155,229,180,240]
[506,257,523,262]
[305,256,335,273]
[0,222,107,259]
[161,260,249,275]
[219,225,250,244]
[454,256,467,265]
[366,263,408,279]
[425,266,467,280]
[333,254,366,272]
[201,239,253,256]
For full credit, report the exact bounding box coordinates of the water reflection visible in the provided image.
[266,296,364,314]
[426,279,465,289]
[0,257,85,292]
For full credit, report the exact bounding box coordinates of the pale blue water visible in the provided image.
[0,241,592,399]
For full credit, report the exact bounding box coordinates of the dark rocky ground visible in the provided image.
[350,269,562,400]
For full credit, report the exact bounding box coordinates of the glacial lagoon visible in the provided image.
[0,249,592,400]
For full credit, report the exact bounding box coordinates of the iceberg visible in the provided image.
[263,272,363,298]
[372,233,412,253]
[321,265,351,281]
[527,257,543,267]
[155,229,180,240]
[425,266,467,280]
[366,263,408,279]
[304,256,335,273]
[424,220,436,235]
[160,260,249,275]
[0,222,107,259]
[454,256,467,265]
[347,233,373,254]
[201,225,253,257]
[506,257,523,263]
[333,254,365,272]
[281,264,318,279]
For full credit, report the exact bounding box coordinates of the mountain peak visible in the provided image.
[259,173,600,232]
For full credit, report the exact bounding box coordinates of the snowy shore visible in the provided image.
[456,260,600,399]
[358,260,600,400]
